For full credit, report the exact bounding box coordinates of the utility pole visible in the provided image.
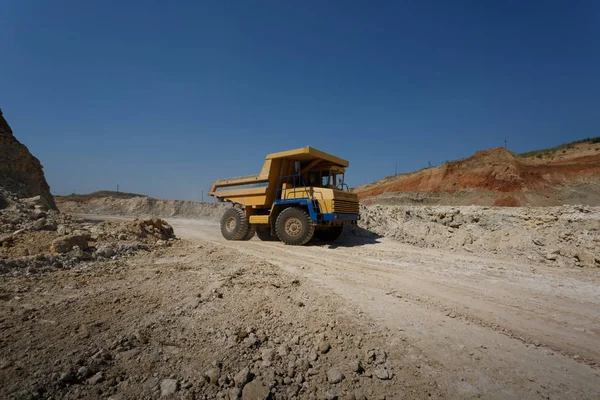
[504,139,507,149]
[395,162,398,176]
[116,184,119,193]
[201,189,204,203]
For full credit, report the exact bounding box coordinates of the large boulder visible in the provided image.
[0,109,57,210]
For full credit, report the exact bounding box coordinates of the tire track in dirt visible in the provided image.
[168,218,600,399]
[248,242,600,365]
[185,226,600,362]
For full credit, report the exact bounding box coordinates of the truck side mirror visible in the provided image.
[294,161,301,174]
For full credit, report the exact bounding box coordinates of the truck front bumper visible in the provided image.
[320,213,360,222]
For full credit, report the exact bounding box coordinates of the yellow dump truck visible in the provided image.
[209,146,360,245]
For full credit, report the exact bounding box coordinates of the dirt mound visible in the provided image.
[0,110,57,209]
[357,204,600,268]
[56,194,227,221]
[0,189,176,276]
[118,218,175,241]
[355,144,600,206]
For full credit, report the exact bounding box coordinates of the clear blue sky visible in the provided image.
[1,1,598,200]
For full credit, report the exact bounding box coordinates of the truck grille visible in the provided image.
[332,199,359,214]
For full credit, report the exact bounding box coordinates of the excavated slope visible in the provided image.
[56,194,227,220]
[355,146,600,206]
[0,110,57,209]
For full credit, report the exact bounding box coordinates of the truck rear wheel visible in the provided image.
[275,207,315,246]
[241,225,256,240]
[220,208,249,240]
[314,226,344,242]
[256,226,278,241]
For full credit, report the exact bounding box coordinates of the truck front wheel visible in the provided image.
[220,208,249,240]
[275,207,315,245]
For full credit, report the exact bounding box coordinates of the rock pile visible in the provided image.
[358,204,600,268]
[0,188,176,276]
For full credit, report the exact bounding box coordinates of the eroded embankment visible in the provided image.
[354,146,600,206]
[56,196,227,220]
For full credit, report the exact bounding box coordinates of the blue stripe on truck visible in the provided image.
[273,200,359,222]
[321,213,360,221]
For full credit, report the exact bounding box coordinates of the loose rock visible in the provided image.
[88,371,104,385]
[51,234,88,253]
[205,368,221,385]
[241,379,270,400]
[327,369,344,384]
[234,367,250,388]
[374,367,391,380]
[319,341,331,354]
[261,348,275,362]
[350,359,363,373]
[160,378,179,397]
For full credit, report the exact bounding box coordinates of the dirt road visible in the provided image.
[169,218,600,399]
[4,214,598,399]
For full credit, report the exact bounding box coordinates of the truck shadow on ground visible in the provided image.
[309,226,382,248]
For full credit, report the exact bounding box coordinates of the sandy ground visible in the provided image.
[167,218,600,399]
[1,214,599,399]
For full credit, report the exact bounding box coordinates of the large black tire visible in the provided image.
[275,207,315,246]
[220,208,249,240]
[314,226,344,242]
[256,226,278,241]
[241,225,256,240]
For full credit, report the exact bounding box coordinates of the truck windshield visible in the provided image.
[319,171,344,190]
[332,171,345,190]
[307,170,346,190]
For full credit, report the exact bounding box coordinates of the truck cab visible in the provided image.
[209,147,360,245]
